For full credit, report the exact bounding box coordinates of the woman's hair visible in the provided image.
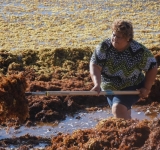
[111,19,134,41]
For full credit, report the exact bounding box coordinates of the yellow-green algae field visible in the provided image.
[0,0,159,78]
[0,0,160,149]
[0,0,159,49]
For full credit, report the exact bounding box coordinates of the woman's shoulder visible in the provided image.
[130,40,148,52]
[102,38,112,46]
[98,38,112,50]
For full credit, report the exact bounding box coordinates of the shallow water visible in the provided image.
[0,107,159,140]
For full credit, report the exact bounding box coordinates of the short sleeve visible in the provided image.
[139,45,157,72]
[90,40,109,67]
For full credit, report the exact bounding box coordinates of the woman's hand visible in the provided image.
[139,66,157,99]
[138,88,150,99]
[90,85,101,95]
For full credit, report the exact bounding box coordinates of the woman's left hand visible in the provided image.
[138,88,150,99]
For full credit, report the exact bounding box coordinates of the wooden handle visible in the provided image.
[25,90,139,96]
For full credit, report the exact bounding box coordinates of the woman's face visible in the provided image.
[111,31,130,51]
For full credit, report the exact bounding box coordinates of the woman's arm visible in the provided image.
[89,62,102,94]
[144,66,158,90]
[139,66,158,98]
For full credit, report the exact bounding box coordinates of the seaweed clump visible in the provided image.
[47,118,160,150]
[0,73,29,124]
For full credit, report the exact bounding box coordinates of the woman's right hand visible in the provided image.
[90,85,101,95]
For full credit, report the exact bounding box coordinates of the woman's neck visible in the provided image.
[115,42,130,52]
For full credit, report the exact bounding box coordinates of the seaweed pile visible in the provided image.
[0,47,160,124]
[0,73,28,124]
[47,118,160,150]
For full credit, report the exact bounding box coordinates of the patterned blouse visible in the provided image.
[90,38,157,90]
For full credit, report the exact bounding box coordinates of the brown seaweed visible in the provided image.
[0,73,28,124]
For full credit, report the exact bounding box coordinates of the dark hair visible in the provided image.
[111,19,134,41]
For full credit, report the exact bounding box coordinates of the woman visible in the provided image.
[90,19,157,119]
